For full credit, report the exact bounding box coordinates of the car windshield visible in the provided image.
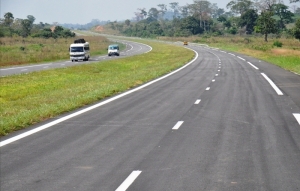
[70,47,83,52]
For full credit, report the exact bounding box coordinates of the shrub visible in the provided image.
[273,40,283,47]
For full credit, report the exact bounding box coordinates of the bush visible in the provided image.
[273,40,283,47]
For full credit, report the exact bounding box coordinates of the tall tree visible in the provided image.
[255,11,277,41]
[226,0,253,15]
[179,5,190,18]
[3,12,14,26]
[21,19,32,37]
[189,0,211,31]
[258,0,283,11]
[293,18,300,40]
[239,9,258,34]
[157,4,167,19]
[3,12,14,36]
[169,2,180,18]
[272,3,294,30]
[148,8,159,19]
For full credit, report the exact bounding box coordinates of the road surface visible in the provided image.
[1,42,300,191]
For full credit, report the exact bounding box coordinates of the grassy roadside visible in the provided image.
[160,36,300,75]
[0,36,115,67]
[0,40,194,136]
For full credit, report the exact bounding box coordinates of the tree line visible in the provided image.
[109,0,300,41]
[0,13,75,38]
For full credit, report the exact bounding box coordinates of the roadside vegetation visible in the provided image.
[92,0,300,73]
[0,36,113,67]
[0,40,194,136]
[160,35,300,74]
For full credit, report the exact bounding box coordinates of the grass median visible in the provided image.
[0,40,194,136]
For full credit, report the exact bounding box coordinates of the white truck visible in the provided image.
[69,39,90,62]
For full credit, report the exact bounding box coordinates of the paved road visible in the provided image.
[1,43,300,191]
[0,39,152,76]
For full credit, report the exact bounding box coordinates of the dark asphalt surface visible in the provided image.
[1,42,300,191]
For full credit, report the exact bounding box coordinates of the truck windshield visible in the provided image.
[109,46,118,50]
[70,47,83,52]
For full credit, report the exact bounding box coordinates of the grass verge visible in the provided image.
[0,40,194,136]
[0,36,116,67]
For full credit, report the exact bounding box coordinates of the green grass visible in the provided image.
[0,36,113,67]
[0,40,194,136]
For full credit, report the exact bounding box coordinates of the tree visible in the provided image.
[290,0,299,2]
[180,5,190,18]
[293,18,300,40]
[255,11,277,41]
[272,3,294,30]
[189,0,211,31]
[27,15,35,24]
[20,19,33,37]
[226,0,253,15]
[179,16,201,35]
[3,12,14,36]
[125,19,131,26]
[157,4,168,19]
[258,0,280,11]
[239,9,258,34]
[148,8,159,19]
[3,12,14,27]
[169,2,180,18]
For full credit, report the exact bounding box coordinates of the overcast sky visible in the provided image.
[0,0,297,24]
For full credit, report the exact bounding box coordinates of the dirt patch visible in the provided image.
[95,26,104,32]
[271,48,300,56]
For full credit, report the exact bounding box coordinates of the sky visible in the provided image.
[0,0,297,25]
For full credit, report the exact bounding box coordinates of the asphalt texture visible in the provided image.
[1,42,300,191]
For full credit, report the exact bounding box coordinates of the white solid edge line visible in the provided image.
[116,171,142,191]
[172,121,184,130]
[293,114,300,125]
[247,62,259,70]
[261,73,284,95]
[0,48,199,147]
[195,99,201,104]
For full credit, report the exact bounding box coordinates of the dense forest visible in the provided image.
[0,0,300,41]
[107,0,300,41]
[0,14,75,38]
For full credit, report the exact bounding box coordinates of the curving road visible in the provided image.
[1,43,300,191]
[0,39,152,77]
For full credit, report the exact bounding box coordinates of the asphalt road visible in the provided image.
[0,39,152,77]
[1,42,300,191]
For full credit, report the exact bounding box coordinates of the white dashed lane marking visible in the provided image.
[293,114,300,125]
[172,121,184,130]
[195,99,201,104]
[116,171,142,191]
[247,62,259,70]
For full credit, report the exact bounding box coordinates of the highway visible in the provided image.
[0,39,152,77]
[1,42,300,191]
